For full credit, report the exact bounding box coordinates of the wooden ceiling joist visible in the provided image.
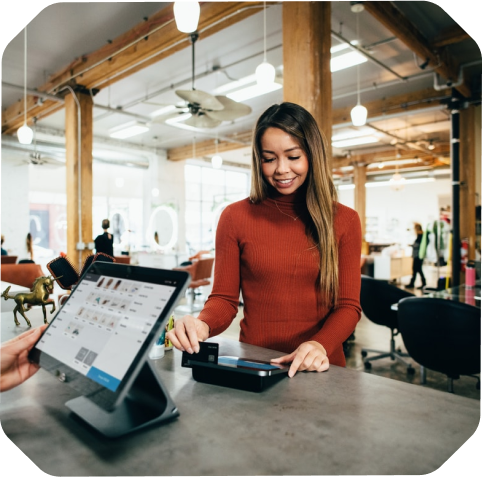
[2,2,265,135]
[363,1,471,98]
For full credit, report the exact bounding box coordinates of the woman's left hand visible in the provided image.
[270,341,329,378]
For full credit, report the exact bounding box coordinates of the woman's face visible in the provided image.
[260,127,309,195]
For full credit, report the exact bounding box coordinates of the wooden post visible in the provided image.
[65,89,93,270]
[460,105,477,261]
[354,163,367,253]
[282,1,332,169]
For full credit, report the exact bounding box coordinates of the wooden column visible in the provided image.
[354,163,367,252]
[282,1,332,168]
[65,89,93,269]
[459,105,477,261]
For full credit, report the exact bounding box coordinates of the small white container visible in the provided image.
[149,331,166,360]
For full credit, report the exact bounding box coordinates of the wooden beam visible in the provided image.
[167,131,252,162]
[363,2,471,98]
[332,87,452,125]
[166,85,453,162]
[431,25,470,48]
[353,163,367,241]
[2,2,265,135]
[65,91,93,269]
[282,1,332,168]
[459,105,477,260]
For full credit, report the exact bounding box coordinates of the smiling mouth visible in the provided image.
[276,178,296,184]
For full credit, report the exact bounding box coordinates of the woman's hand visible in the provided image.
[0,324,48,392]
[166,315,210,354]
[271,341,329,378]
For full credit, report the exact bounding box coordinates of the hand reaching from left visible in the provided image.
[271,340,329,378]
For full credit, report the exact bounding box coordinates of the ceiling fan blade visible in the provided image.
[184,114,222,129]
[175,90,224,111]
[205,96,253,121]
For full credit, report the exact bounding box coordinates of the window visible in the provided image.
[184,163,250,253]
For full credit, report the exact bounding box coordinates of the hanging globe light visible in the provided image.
[173,2,200,33]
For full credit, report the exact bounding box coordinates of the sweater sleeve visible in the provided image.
[197,205,241,336]
[310,210,362,357]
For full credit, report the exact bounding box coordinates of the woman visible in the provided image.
[167,103,362,377]
[408,222,427,289]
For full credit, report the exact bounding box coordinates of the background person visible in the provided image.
[167,102,362,378]
[1,235,7,255]
[94,218,114,257]
[408,222,427,289]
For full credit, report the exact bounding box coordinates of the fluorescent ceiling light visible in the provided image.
[150,104,178,118]
[331,51,367,72]
[227,82,282,102]
[332,136,379,148]
[109,121,150,139]
[366,177,435,188]
[337,177,436,190]
[332,128,373,141]
[330,40,359,54]
[165,113,192,124]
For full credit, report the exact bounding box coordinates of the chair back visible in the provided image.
[398,297,481,378]
[360,275,414,330]
[1,263,46,289]
[1,255,17,264]
[191,257,214,282]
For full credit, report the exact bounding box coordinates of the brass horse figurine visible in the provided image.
[1,275,61,327]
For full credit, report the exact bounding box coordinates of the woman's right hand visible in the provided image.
[166,315,210,354]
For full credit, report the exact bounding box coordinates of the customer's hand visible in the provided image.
[271,341,329,378]
[0,324,48,392]
[166,315,210,354]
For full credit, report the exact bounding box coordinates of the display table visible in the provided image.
[373,255,412,281]
[0,310,479,475]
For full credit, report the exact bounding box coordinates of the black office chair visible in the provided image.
[398,297,481,393]
[360,275,415,373]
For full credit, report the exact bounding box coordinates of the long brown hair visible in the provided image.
[250,102,339,306]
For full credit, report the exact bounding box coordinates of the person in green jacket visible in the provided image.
[408,223,427,289]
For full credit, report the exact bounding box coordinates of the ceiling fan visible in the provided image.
[157,33,252,129]
[20,120,64,167]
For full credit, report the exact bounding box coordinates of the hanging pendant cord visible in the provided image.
[356,13,361,106]
[23,27,28,124]
[263,1,267,62]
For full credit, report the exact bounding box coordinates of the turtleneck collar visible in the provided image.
[266,181,308,204]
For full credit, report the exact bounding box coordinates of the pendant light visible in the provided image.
[17,26,33,145]
[350,7,367,127]
[390,165,406,191]
[173,2,200,33]
[211,138,223,169]
[255,2,276,85]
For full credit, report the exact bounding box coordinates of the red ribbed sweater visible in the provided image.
[198,188,362,367]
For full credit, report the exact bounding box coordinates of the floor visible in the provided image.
[181,262,480,401]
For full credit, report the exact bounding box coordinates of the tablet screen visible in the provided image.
[30,263,189,408]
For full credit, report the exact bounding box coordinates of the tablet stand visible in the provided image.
[65,360,179,438]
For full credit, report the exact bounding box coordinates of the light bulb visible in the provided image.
[17,124,33,144]
[211,155,223,169]
[173,2,200,33]
[255,61,276,85]
[350,104,368,127]
[151,188,159,197]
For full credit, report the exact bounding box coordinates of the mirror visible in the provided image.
[147,206,178,251]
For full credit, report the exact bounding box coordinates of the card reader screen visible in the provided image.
[218,356,285,371]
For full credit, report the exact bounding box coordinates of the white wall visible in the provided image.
[338,178,452,246]
[1,147,189,260]
[1,152,31,258]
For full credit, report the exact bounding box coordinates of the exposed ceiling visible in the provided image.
[2,1,481,181]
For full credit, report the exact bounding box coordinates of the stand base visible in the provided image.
[66,360,179,438]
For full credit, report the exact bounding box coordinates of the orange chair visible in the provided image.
[114,255,131,264]
[174,257,214,313]
[1,255,18,264]
[1,263,46,289]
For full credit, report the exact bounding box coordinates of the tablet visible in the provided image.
[29,262,190,412]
